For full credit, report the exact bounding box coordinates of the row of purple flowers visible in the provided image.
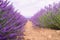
[0,0,27,40]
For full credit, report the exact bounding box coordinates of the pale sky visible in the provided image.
[8,0,60,18]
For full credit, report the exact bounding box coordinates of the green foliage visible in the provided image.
[39,11,60,30]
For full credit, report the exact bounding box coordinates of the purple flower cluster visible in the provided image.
[0,0,27,40]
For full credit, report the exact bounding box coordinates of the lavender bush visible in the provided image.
[31,2,60,30]
[0,0,27,40]
[30,9,46,26]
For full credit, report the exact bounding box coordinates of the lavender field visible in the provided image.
[0,0,60,40]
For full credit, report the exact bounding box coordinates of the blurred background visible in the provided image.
[8,0,60,18]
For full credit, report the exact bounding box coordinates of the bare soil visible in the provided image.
[23,20,60,40]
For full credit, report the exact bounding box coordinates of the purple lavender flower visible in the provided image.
[0,0,27,40]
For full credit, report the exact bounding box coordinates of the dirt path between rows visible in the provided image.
[24,20,60,40]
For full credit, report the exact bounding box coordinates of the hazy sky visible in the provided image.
[9,0,60,18]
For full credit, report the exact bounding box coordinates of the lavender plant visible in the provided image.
[0,0,27,40]
[39,3,60,30]
[31,2,60,30]
[30,8,46,27]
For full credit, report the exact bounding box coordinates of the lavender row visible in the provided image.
[30,2,60,30]
[0,0,27,40]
